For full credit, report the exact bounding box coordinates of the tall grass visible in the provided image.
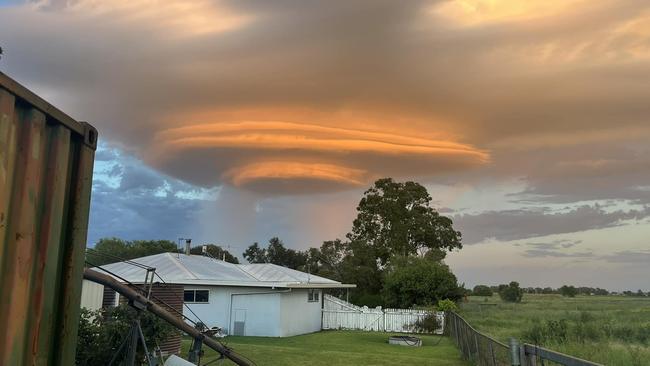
[459,294,650,365]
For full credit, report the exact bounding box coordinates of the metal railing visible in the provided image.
[446,312,603,366]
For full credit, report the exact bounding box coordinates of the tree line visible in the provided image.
[470,283,647,300]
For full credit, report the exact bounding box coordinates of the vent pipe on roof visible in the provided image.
[185,239,192,255]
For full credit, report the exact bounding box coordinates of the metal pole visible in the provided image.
[510,338,521,366]
[188,337,203,364]
[125,324,138,366]
[84,268,253,366]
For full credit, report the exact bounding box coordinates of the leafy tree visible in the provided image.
[499,281,524,303]
[86,238,177,266]
[266,237,308,269]
[76,305,176,365]
[560,285,579,298]
[347,178,462,265]
[243,242,267,263]
[190,244,239,264]
[382,256,464,308]
[473,285,493,297]
[243,237,308,270]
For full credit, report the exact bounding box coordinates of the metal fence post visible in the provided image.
[509,338,521,366]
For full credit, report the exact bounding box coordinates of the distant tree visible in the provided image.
[559,285,578,298]
[382,256,464,308]
[243,242,267,263]
[190,244,239,264]
[347,178,462,266]
[473,285,493,297]
[636,289,646,297]
[594,288,609,296]
[86,238,177,266]
[499,281,524,303]
[541,287,554,294]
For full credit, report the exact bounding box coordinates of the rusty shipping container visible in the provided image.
[0,71,97,365]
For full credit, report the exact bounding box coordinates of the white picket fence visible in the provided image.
[321,294,444,334]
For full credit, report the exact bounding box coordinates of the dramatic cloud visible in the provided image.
[2,0,650,194]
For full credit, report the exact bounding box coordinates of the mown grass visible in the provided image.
[459,294,650,366]
[180,330,468,366]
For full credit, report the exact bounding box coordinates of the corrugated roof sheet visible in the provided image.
[96,253,353,288]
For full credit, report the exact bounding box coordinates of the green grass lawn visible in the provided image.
[180,331,468,366]
[459,294,650,366]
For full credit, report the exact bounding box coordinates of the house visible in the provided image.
[84,252,355,339]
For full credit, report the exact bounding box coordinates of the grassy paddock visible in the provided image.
[181,330,468,365]
[460,294,650,366]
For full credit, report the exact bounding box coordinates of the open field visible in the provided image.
[460,294,650,366]
[181,331,467,366]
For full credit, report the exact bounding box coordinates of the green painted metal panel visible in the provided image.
[0,71,97,365]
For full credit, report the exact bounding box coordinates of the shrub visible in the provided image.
[522,319,568,344]
[498,281,524,303]
[76,305,177,365]
[436,299,459,312]
[413,313,441,333]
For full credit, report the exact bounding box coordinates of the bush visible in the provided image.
[435,299,459,312]
[522,319,568,344]
[413,313,441,333]
[76,305,177,365]
[498,281,524,303]
[382,256,464,308]
[472,285,493,297]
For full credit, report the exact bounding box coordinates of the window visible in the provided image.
[184,289,209,303]
[308,289,320,302]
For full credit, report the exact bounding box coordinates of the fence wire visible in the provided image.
[447,312,604,366]
[447,312,511,366]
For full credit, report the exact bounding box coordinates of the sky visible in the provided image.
[1,0,649,290]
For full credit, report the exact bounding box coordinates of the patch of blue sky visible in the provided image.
[0,0,23,7]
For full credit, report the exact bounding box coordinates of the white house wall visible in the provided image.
[183,285,283,337]
[280,289,322,337]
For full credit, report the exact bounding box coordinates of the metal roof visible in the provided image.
[96,253,355,289]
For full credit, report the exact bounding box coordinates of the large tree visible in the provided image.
[347,178,462,265]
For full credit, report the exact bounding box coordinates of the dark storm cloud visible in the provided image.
[454,205,650,245]
[600,250,650,264]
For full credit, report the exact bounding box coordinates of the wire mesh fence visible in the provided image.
[447,312,512,366]
[446,312,604,366]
